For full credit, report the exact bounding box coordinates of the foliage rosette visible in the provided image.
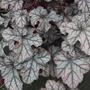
[0,0,90,90]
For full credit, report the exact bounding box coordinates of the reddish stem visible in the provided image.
[60,7,72,22]
[55,1,72,22]
[30,0,36,6]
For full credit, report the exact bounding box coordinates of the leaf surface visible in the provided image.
[54,51,90,89]
[2,27,42,62]
[61,40,82,57]
[0,0,23,11]
[78,0,90,12]
[12,10,27,28]
[20,47,51,84]
[42,26,60,44]
[29,6,58,32]
[40,80,66,90]
[0,53,23,90]
[66,13,90,55]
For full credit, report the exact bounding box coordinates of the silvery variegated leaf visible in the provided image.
[59,21,68,35]
[0,0,23,11]
[0,16,5,25]
[42,26,60,44]
[12,10,27,28]
[0,0,10,9]
[48,45,61,58]
[49,60,57,77]
[48,46,61,77]
[2,26,42,63]
[40,80,66,90]
[0,40,8,56]
[14,61,24,70]
[56,6,73,27]
[39,64,50,77]
[1,12,13,27]
[20,47,51,84]
[78,0,90,13]
[54,51,90,89]
[40,46,60,77]
[66,13,90,55]
[29,6,59,32]
[70,3,81,15]
[61,40,82,57]
[20,60,40,84]
[0,53,23,90]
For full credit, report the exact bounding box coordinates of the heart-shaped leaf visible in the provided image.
[40,80,66,90]
[54,51,90,89]
[0,53,23,90]
[20,47,51,84]
[66,13,90,55]
[0,0,23,11]
[2,26,42,62]
[12,10,27,28]
[29,6,59,32]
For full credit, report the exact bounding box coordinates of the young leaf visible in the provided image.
[42,26,60,44]
[29,6,59,32]
[12,10,28,28]
[40,80,66,90]
[54,51,90,89]
[2,27,42,62]
[20,47,51,84]
[0,53,23,90]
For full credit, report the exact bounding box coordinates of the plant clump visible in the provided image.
[0,0,90,90]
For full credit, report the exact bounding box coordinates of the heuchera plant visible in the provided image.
[0,0,90,90]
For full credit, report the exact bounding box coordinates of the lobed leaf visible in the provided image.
[54,51,90,89]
